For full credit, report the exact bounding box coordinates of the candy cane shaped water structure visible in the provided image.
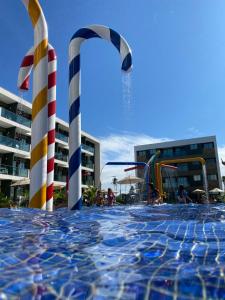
[69,25,132,210]
[18,45,57,211]
[21,0,48,209]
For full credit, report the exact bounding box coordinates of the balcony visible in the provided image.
[82,178,94,186]
[81,144,94,154]
[0,164,28,177]
[54,174,67,182]
[0,107,31,128]
[0,135,30,152]
[56,132,68,143]
[82,161,94,169]
[55,152,68,162]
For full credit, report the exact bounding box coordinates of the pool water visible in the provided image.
[0,204,225,299]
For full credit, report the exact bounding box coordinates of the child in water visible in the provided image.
[147,183,162,205]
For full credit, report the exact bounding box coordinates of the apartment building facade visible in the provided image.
[0,87,100,199]
[134,136,222,200]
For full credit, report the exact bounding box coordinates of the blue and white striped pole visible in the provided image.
[68,25,132,210]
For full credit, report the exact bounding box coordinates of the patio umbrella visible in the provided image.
[192,189,205,194]
[209,188,224,194]
[117,175,144,185]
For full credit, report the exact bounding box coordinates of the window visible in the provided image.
[190,144,198,150]
[193,175,201,181]
[177,177,189,187]
[137,151,146,157]
[178,163,188,171]
[206,158,216,166]
[149,149,156,155]
[208,174,217,181]
[163,178,177,188]
[175,147,186,156]
[204,143,214,149]
[162,148,173,157]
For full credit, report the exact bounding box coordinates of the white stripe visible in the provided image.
[47,115,55,132]
[89,25,111,41]
[68,167,81,209]
[47,143,55,157]
[34,15,48,48]
[33,56,48,99]
[31,106,48,149]
[69,38,84,63]
[46,199,53,211]
[69,72,80,106]
[18,67,31,89]
[48,86,56,102]
[69,115,81,160]
[120,36,132,62]
[47,170,54,186]
[48,60,56,74]
[30,155,47,199]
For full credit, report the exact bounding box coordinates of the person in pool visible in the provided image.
[107,188,115,206]
[176,185,192,204]
[147,183,162,205]
[95,190,104,206]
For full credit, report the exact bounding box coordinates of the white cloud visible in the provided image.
[98,132,171,190]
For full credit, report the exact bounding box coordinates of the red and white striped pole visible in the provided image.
[18,45,57,211]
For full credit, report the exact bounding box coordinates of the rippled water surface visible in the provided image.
[1,204,225,299]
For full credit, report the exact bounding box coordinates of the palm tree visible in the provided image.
[82,186,97,206]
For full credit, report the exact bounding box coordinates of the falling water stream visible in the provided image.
[122,72,133,129]
[202,164,209,200]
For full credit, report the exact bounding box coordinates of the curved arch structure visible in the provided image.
[21,0,48,209]
[18,44,57,211]
[68,25,132,210]
[156,157,207,196]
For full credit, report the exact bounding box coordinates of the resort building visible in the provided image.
[134,136,222,200]
[0,87,100,200]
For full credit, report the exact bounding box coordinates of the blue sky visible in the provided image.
[1,0,225,184]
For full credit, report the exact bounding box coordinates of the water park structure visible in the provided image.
[68,25,132,210]
[18,44,57,212]
[21,0,49,210]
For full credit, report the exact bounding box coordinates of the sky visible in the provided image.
[1,0,225,186]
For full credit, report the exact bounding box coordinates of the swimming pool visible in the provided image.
[0,204,225,299]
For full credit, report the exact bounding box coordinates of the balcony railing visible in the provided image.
[81,144,94,154]
[0,107,31,128]
[56,132,68,143]
[55,152,68,162]
[0,135,30,152]
[82,161,94,169]
[0,164,28,177]
[82,178,94,186]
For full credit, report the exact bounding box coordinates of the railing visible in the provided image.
[55,152,68,162]
[0,164,28,177]
[82,161,94,169]
[54,174,67,182]
[82,179,94,186]
[0,135,30,152]
[81,144,95,154]
[55,132,68,143]
[0,107,31,128]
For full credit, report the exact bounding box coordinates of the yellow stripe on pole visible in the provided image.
[28,0,41,26]
[30,136,48,169]
[32,87,48,120]
[29,184,47,208]
[33,39,48,67]
[22,0,48,210]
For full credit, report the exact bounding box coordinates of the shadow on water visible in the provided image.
[1,204,225,298]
